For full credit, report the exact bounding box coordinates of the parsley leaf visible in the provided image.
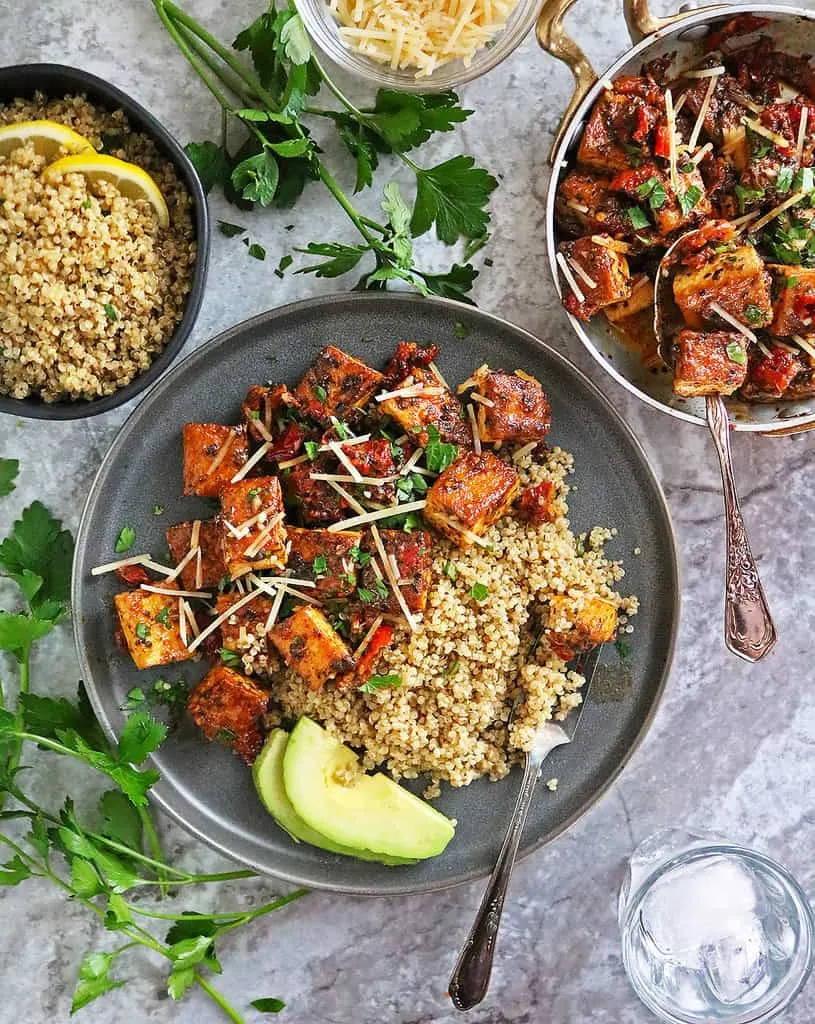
[424,425,458,473]
[231,151,279,206]
[735,183,764,214]
[411,156,497,243]
[359,673,402,692]
[635,176,667,210]
[0,501,73,617]
[248,242,266,260]
[304,440,319,460]
[356,587,376,603]
[469,582,489,601]
[184,141,231,194]
[114,526,135,553]
[677,185,703,217]
[744,304,764,325]
[776,166,794,194]
[350,546,371,566]
[615,637,631,660]
[218,220,246,238]
[726,342,747,365]
[71,951,126,1013]
[0,614,55,662]
[295,241,367,278]
[313,554,328,575]
[219,648,242,667]
[444,561,457,581]
[251,998,286,1013]
[626,206,650,230]
[419,263,478,303]
[0,459,18,497]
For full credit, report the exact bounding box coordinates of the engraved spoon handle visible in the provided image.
[706,395,777,662]
[448,749,543,1011]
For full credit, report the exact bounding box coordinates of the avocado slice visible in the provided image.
[283,717,455,860]
[252,729,414,865]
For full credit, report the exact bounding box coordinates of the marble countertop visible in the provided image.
[2,0,815,1021]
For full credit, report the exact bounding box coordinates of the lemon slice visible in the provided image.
[0,119,94,159]
[43,152,170,228]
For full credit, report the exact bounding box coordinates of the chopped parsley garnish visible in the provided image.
[274,254,293,279]
[304,440,319,460]
[313,554,328,575]
[155,605,172,628]
[726,342,746,365]
[469,582,489,602]
[444,659,460,678]
[249,409,261,419]
[623,143,643,167]
[217,573,232,592]
[350,545,371,566]
[744,304,764,325]
[746,128,773,160]
[444,560,457,581]
[313,384,327,403]
[424,425,458,473]
[135,621,151,641]
[122,677,189,711]
[215,727,237,743]
[793,166,815,195]
[454,321,468,339]
[114,526,135,553]
[81,196,92,209]
[358,673,402,692]
[635,176,667,211]
[615,637,631,660]
[776,167,795,194]
[410,472,428,494]
[626,206,650,230]
[329,416,349,440]
[357,587,376,603]
[104,303,118,322]
[679,162,695,174]
[575,536,586,556]
[219,648,241,666]
[735,183,765,214]
[677,185,703,217]
[218,220,246,238]
[152,504,164,516]
[373,577,389,599]
[247,243,266,261]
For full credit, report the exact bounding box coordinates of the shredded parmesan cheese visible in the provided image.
[567,256,597,290]
[690,142,713,165]
[188,589,263,652]
[264,582,287,632]
[179,597,187,647]
[731,210,761,230]
[140,584,212,599]
[731,92,764,116]
[742,116,789,149]
[165,545,199,583]
[747,191,806,235]
[310,472,397,486]
[666,88,679,188]
[793,335,815,360]
[436,513,492,548]
[709,302,757,343]
[91,553,151,576]
[469,392,494,407]
[327,479,366,515]
[399,447,424,475]
[328,440,365,482]
[181,598,200,638]
[230,441,272,483]
[374,384,445,402]
[204,431,237,477]
[370,525,417,631]
[195,549,203,591]
[326,499,427,532]
[683,65,726,79]
[797,105,809,166]
[566,200,590,214]
[556,251,586,304]
[317,434,371,452]
[467,403,481,454]
[591,235,632,253]
[428,361,450,389]
[277,453,309,470]
[689,74,718,152]
[354,614,385,658]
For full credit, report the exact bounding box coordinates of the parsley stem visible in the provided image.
[132,868,258,886]
[154,0,236,113]
[138,805,171,897]
[0,647,31,810]
[195,973,245,1024]
[316,163,378,246]
[175,21,259,106]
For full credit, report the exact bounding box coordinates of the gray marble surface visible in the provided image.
[2,0,814,1021]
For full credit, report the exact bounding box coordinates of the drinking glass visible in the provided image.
[618,828,814,1024]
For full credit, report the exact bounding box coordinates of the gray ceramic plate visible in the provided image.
[73,293,679,895]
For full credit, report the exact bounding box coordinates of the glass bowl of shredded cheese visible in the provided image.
[295,0,542,88]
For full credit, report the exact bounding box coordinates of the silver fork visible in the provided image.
[448,645,604,1012]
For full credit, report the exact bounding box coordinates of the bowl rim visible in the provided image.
[545,4,815,433]
[0,62,210,421]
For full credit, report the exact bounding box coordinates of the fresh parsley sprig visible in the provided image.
[154,0,497,302]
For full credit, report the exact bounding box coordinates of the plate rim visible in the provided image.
[72,291,681,896]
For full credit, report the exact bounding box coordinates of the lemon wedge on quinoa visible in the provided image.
[42,152,170,228]
[0,119,93,159]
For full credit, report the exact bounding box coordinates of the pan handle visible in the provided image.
[624,0,732,42]
[536,0,597,165]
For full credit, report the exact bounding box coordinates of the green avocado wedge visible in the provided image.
[283,717,455,861]
[252,729,415,865]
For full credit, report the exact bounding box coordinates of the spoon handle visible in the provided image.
[706,395,777,662]
[448,751,541,1011]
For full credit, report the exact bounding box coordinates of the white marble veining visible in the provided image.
[1,1,814,1021]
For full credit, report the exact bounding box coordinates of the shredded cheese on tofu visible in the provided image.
[742,115,789,148]
[566,256,597,290]
[467,403,482,454]
[90,553,152,576]
[326,498,428,532]
[204,431,237,477]
[793,334,815,360]
[354,614,385,658]
[689,75,718,152]
[370,525,418,631]
[188,589,264,652]
[231,441,272,483]
[555,251,586,304]
[747,191,806,235]
[330,0,518,78]
[797,105,809,166]
[683,65,726,79]
[708,301,757,344]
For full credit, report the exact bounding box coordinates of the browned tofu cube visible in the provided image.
[555,171,632,239]
[242,384,300,444]
[114,588,193,670]
[672,330,749,397]
[673,244,772,331]
[356,528,434,616]
[577,92,643,175]
[559,236,632,321]
[166,520,228,592]
[604,276,661,369]
[546,594,618,659]
[268,605,355,691]
[285,526,361,599]
[472,367,551,443]
[608,163,711,241]
[220,476,287,577]
[378,367,472,447]
[770,266,815,338]
[182,424,248,498]
[344,438,399,504]
[187,665,269,763]
[681,70,745,148]
[295,346,383,425]
[215,592,275,655]
[424,451,520,548]
[282,453,349,527]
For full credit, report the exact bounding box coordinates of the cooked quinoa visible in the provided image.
[264,446,638,798]
[0,94,195,402]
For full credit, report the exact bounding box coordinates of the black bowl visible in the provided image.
[0,63,210,420]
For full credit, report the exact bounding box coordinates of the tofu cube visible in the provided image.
[559,236,631,321]
[472,367,551,443]
[555,171,632,239]
[114,588,194,669]
[220,476,287,577]
[344,438,399,504]
[282,453,349,527]
[356,528,434,616]
[268,605,355,691]
[654,166,712,239]
[424,451,520,548]
[770,266,815,338]
[295,346,383,425]
[672,330,749,397]
[286,526,361,599]
[577,93,641,175]
[741,345,808,400]
[242,384,300,444]
[187,665,269,763]
[182,424,248,498]
[215,592,275,655]
[166,520,227,591]
[673,244,772,331]
[604,276,661,369]
[378,367,472,447]
[546,594,618,658]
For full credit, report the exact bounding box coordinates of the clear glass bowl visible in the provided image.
[294,0,544,91]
